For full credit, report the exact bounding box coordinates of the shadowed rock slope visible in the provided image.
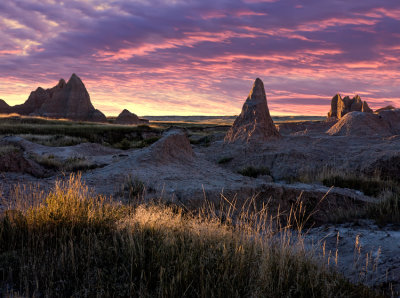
[0,74,106,122]
[225,78,280,143]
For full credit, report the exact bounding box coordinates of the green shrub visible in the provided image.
[322,176,398,197]
[238,166,271,178]
[115,138,132,150]
[218,157,233,164]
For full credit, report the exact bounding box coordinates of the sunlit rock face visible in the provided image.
[0,74,106,122]
[224,78,280,143]
[328,94,373,119]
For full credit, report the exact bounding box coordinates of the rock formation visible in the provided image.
[361,101,373,113]
[0,74,106,122]
[115,109,146,125]
[328,94,373,119]
[225,78,280,143]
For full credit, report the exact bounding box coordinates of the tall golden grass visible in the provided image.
[0,175,377,297]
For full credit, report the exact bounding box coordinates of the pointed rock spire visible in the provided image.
[225,78,280,143]
[361,100,373,113]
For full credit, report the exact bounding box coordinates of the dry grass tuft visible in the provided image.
[19,134,86,146]
[30,154,98,172]
[0,144,20,156]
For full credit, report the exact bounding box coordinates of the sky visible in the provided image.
[0,0,399,116]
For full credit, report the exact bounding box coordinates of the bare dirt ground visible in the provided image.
[0,118,399,292]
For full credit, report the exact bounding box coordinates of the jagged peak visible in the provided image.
[247,77,266,102]
[67,73,84,85]
[34,87,45,93]
[57,78,66,88]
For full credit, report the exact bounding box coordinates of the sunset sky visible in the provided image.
[0,0,399,116]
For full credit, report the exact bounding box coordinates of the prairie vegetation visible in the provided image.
[0,115,162,149]
[30,154,99,172]
[0,175,377,297]
[296,168,400,224]
[0,144,20,156]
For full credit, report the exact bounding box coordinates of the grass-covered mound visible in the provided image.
[0,176,376,297]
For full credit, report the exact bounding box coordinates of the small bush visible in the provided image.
[322,176,398,197]
[133,136,161,148]
[20,134,86,146]
[114,138,132,150]
[31,154,98,172]
[190,135,213,146]
[365,193,400,224]
[238,166,271,178]
[218,157,233,164]
[119,175,146,200]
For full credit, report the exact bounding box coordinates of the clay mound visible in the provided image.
[378,108,400,134]
[225,78,280,143]
[327,111,391,136]
[115,109,142,125]
[145,129,194,164]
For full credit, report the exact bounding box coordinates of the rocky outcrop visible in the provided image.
[327,111,391,136]
[225,78,280,143]
[0,74,106,122]
[328,94,373,119]
[145,129,195,164]
[362,101,373,113]
[115,109,147,125]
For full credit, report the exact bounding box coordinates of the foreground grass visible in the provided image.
[0,176,378,297]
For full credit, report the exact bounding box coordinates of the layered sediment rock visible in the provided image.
[225,78,280,143]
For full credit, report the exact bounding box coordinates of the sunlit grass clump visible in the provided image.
[0,175,375,297]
